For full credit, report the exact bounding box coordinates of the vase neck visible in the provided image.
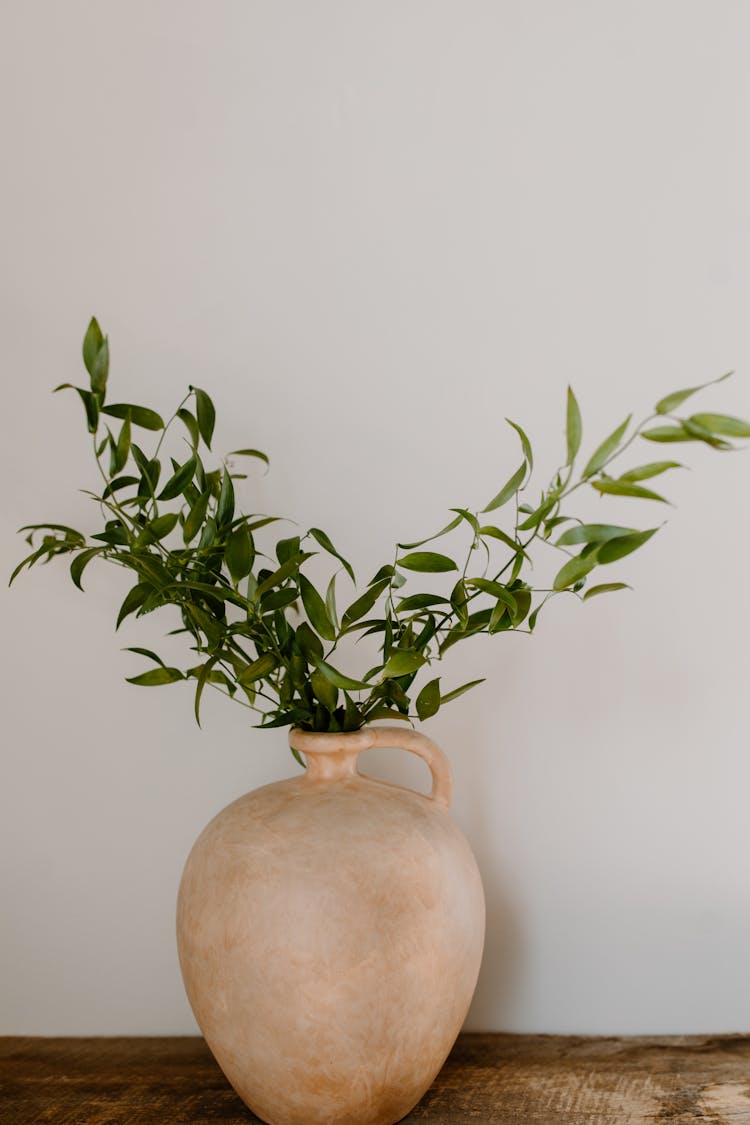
[289,728,373,783]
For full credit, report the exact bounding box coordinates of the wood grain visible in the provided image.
[2,1033,750,1124]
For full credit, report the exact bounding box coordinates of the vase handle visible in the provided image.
[360,726,453,809]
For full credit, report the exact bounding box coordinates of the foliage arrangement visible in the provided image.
[11,319,750,744]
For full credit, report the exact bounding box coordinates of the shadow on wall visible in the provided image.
[460,719,525,1032]
[469,872,525,1032]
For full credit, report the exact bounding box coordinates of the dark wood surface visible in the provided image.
[2,1033,750,1123]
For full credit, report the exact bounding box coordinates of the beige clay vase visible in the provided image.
[177,725,485,1125]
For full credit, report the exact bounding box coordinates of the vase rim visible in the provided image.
[288,725,379,755]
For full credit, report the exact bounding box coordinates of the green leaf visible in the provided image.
[517,497,556,531]
[342,692,362,731]
[131,444,161,494]
[362,706,412,723]
[144,458,162,495]
[276,536,301,564]
[618,461,683,482]
[591,479,669,503]
[255,555,309,598]
[510,586,532,626]
[18,523,86,543]
[440,678,486,705]
[395,593,451,612]
[299,573,336,641]
[597,527,658,564]
[183,490,211,544]
[90,337,109,397]
[553,553,598,590]
[466,578,517,612]
[450,578,469,626]
[556,523,638,547]
[126,667,183,686]
[122,646,167,667]
[582,415,631,478]
[506,418,534,471]
[246,515,281,533]
[175,580,248,610]
[382,649,426,678]
[225,525,254,582]
[182,473,199,508]
[398,514,462,550]
[105,432,118,477]
[82,317,105,378]
[131,554,171,587]
[655,371,732,415]
[308,527,355,583]
[115,582,152,628]
[528,602,545,631]
[91,524,129,546]
[398,551,457,573]
[415,677,441,721]
[315,658,371,691]
[228,448,270,468]
[489,600,510,633]
[368,564,395,584]
[583,582,632,600]
[216,469,235,526]
[311,668,338,711]
[641,424,695,443]
[238,653,278,685]
[191,386,216,449]
[257,708,312,730]
[54,384,100,432]
[139,512,179,543]
[413,614,438,652]
[193,656,220,726]
[325,573,339,631]
[102,403,165,430]
[449,508,481,535]
[478,525,529,558]
[158,456,197,501]
[342,579,390,627]
[112,415,131,474]
[70,547,104,591]
[688,412,750,438]
[185,665,232,689]
[286,651,308,690]
[102,475,139,499]
[506,538,525,578]
[680,419,733,449]
[177,408,200,447]
[566,386,582,465]
[261,587,298,612]
[482,462,527,513]
[245,570,259,603]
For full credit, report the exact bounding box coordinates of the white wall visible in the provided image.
[2,0,750,1036]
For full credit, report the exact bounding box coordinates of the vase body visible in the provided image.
[176,726,485,1125]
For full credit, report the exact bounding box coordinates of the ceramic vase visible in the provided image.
[176,725,485,1125]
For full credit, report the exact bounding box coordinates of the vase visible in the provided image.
[176,725,485,1125]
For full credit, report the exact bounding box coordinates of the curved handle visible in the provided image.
[360,726,453,809]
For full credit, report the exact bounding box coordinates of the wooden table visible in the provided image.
[2,1033,750,1123]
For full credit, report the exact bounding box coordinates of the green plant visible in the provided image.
[11,319,750,749]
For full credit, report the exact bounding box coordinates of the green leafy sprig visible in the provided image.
[11,319,750,740]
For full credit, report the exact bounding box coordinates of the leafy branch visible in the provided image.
[10,319,750,739]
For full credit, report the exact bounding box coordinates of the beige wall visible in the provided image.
[2,0,750,1034]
